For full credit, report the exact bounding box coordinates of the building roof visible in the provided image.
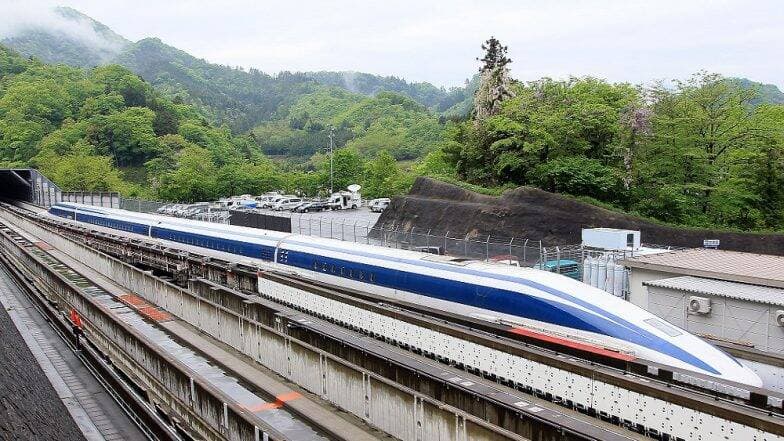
[619,248,784,289]
[644,276,784,307]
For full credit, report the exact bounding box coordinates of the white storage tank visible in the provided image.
[582,255,627,297]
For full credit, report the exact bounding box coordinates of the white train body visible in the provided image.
[48,202,762,387]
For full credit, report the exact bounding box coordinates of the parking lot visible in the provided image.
[153,198,386,244]
[266,206,382,243]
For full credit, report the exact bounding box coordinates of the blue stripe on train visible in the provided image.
[49,207,719,374]
[282,249,718,374]
[280,239,720,374]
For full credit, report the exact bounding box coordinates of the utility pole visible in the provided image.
[328,126,335,194]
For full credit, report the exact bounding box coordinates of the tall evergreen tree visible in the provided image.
[473,37,514,120]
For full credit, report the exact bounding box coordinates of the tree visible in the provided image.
[36,143,126,191]
[91,65,150,107]
[364,150,400,198]
[157,146,218,202]
[532,157,622,201]
[473,37,514,120]
[635,72,766,225]
[317,147,364,192]
[88,107,160,166]
[446,77,638,187]
[617,102,651,192]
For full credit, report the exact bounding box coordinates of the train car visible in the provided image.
[48,202,763,387]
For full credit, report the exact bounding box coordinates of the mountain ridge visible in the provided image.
[2,7,470,133]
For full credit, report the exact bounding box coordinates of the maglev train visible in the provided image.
[49,202,762,387]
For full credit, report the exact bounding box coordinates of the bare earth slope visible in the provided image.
[377,177,784,255]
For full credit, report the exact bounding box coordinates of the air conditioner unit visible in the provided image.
[688,296,711,314]
[775,310,784,327]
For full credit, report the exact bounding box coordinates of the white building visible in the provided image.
[620,249,784,354]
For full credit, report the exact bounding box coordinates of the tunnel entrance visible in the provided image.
[0,169,60,207]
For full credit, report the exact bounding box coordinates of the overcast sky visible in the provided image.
[13,0,784,88]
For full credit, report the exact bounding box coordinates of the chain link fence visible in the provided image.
[119,198,169,213]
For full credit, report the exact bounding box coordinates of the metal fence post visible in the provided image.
[485,234,491,261]
[464,233,469,257]
[523,238,528,263]
[409,227,415,250]
[444,231,449,255]
[509,237,514,262]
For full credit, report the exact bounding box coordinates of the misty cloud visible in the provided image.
[0,5,127,57]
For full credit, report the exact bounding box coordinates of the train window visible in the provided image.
[348,269,353,278]
[643,318,682,337]
[369,273,375,283]
[340,267,345,276]
[330,264,336,273]
[321,262,328,272]
[358,271,364,281]
[313,261,318,270]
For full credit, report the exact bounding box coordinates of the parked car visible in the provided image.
[255,192,281,208]
[272,197,303,211]
[369,198,391,213]
[292,200,329,213]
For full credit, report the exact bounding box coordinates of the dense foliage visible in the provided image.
[253,87,445,160]
[0,45,414,202]
[443,71,784,230]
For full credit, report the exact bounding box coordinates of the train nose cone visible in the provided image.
[734,365,764,389]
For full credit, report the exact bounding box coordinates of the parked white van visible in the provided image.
[272,197,303,211]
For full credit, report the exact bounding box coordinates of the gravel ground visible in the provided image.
[0,301,86,441]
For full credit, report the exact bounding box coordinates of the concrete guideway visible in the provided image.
[41,242,383,441]
[6,203,784,440]
[0,222,330,440]
[0,266,149,441]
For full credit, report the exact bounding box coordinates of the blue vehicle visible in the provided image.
[537,259,581,281]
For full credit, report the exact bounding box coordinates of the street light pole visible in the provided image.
[328,126,335,194]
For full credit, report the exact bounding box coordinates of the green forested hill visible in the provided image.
[729,78,784,106]
[253,87,444,160]
[1,7,129,68]
[3,9,784,233]
[2,7,469,136]
[112,37,319,132]
[303,71,472,112]
[0,44,414,201]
